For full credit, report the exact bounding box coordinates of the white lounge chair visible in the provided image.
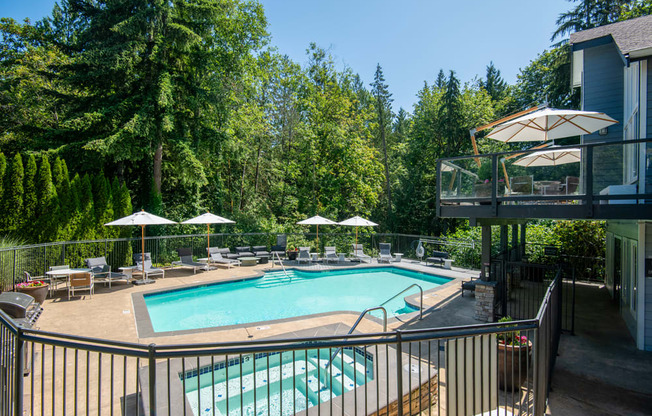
[210,251,241,268]
[351,244,372,263]
[85,256,130,288]
[134,253,165,280]
[324,246,338,264]
[297,247,311,264]
[378,243,393,263]
[173,248,207,274]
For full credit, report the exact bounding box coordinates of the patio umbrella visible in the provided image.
[181,212,235,256]
[513,147,582,167]
[338,216,378,246]
[486,108,618,143]
[105,210,176,279]
[296,215,337,246]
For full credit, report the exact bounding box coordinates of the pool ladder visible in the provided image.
[323,283,424,372]
[273,251,289,278]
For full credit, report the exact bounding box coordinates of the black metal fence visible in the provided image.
[1,272,563,416]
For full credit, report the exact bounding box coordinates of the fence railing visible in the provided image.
[0,271,564,416]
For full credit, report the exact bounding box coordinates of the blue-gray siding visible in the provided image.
[645,224,652,351]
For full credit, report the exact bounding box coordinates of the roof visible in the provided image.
[570,15,652,59]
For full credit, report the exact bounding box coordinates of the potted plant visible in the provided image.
[497,316,532,392]
[286,244,299,261]
[15,280,49,304]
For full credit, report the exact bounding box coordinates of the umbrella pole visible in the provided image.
[316,224,319,250]
[141,225,145,273]
[355,226,358,246]
[207,223,210,256]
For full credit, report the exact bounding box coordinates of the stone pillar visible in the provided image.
[474,281,497,322]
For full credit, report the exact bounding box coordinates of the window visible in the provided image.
[623,62,640,184]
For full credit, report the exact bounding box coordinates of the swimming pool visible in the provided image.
[184,347,373,416]
[143,267,451,332]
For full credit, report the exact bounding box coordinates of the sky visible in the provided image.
[1,0,571,112]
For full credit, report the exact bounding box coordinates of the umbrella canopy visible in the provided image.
[487,108,618,143]
[513,147,582,167]
[181,213,235,255]
[297,215,338,247]
[105,210,176,277]
[338,216,378,246]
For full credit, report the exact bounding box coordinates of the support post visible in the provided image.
[148,343,157,416]
[13,329,24,416]
[481,225,492,279]
[511,224,518,262]
[520,223,527,260]
[395,330,404,416]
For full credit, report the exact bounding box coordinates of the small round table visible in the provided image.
[394,253,403,262]
[239,257,260,267]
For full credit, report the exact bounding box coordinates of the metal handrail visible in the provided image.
[273,251,288,276]
[380,283,424,320]
[324,306,387,371]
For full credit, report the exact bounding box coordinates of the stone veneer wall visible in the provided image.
[370,375,438,416]
[474,281,497,322]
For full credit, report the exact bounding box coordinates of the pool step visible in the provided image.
[255,272,310,288]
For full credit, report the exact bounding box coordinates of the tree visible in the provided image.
[551,0,631,43]
[480,62,507,102]
[2,154,24,233]
[35,155,58,241]
[370,64,394,220]
[0,153,5,202]
[22,154,37,238]
[619,0,652,18]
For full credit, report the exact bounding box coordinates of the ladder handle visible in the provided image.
[380,283,423,320]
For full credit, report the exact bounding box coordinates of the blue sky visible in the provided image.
[1,0,571,112]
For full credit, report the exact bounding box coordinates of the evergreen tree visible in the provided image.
[2,154,24,233]
[77,174,95,240]
[35,156,58,242]
[22,154,38,238]
[370,64,394,221]
[0,153,6,203]
[52,157,74,240]
[551,0,630,43]
[92,173,113,236]
[435,69,446,89]
[481,62,507,102]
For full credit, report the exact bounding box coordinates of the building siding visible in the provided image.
[581,43,625,194]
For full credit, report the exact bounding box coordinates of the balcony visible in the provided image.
[436,138,652,221]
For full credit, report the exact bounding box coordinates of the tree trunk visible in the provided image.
[153,141,163,194]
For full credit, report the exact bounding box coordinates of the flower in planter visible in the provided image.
[16,280,47,288]
[497,316,529,346]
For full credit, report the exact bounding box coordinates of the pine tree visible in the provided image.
[370,64,394,221]
[78,174,95,240]
[0,153,6,205]
[2,154,24,233]
[35,156,58,242]
[22,154,38,239]
[92,173,113,237]
[481,62,507,102]
[52,157,73,240]
[435,69,447,90]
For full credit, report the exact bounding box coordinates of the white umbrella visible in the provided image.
[513,147,582,167]
[487,108,618,143]
[181,212,235,255]
[296,215,337,246]
[338,216,378,246]
[105,210,176,279]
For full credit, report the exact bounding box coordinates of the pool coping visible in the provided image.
[138,323,436,416]
[132,263,460,339]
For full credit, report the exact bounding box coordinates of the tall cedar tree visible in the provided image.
[22,154,38,239]
[2,154,24,233]
[58,0,267,204]
[35,156,57,241]
[370,64,394,220]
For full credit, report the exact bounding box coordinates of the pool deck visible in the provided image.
[36,259,477,346]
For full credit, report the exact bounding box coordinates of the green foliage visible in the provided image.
[22,154,37,238]
[551,0,632,43]
[2,153,24,233]
[619,0,652,18]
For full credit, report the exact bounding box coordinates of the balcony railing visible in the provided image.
[436,138,652,220]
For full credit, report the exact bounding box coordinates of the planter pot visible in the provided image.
[287,251,298,261]
[498,341,532,392]
[16,284,49,304]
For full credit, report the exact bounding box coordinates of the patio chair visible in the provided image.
[210,251,241,268]
[214,247,239,260]
[297,247,311,264]
[235,246,255,258]
[461,263,490,296]
[323,246,339,264]
[378,243,393,263]
[510,175,534,195]
[68,272,94,300]
[351,244,372,263]
[173,248,207,274]
[133,253,165,280]
[565,176,580,194]
[85,257,130,288]
[48,265,70,296]
[252,245,270,257]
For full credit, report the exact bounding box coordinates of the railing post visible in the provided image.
[148,343,157,416]
[12,249,17,291]
[491,154,498,216]
[13,328,23,416]
[395,330,404,416]
[571,266,576,335]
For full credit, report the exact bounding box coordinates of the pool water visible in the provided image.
[144,267,451,332]
[184,348,373,416]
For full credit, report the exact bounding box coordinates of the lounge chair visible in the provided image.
[235,246,255,258]
[133,253,165,280]
[173,248,207,274]
[210,251,241,268]
[462,263,490,296]
[351,244,372,263]
[270,245,286,260]
[324,246,339,264]
[378,243,393,263]
[252,245,270,257]
[68,272,94,300]
[85,257,130,288]
[297,247,311,264]
[214,247,239,260]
